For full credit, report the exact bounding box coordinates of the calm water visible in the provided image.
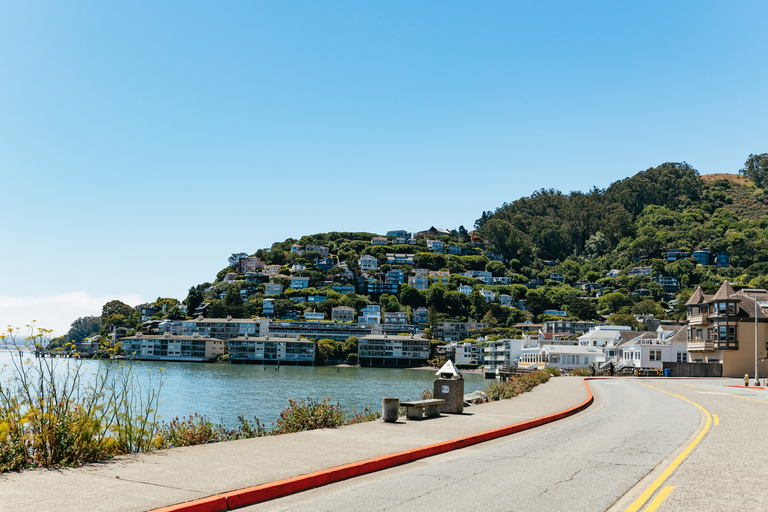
[0,351,487,426]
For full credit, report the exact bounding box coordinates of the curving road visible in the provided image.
[242,379,714,512]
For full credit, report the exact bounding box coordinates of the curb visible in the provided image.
[151,378,594,512]
[723,384,766,390]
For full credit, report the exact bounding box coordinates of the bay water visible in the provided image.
[0,350,488,427]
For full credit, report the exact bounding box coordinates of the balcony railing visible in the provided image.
[687,313,710,325]
[687,341,715,351]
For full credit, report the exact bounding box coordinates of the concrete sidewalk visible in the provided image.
[0,377,591,512]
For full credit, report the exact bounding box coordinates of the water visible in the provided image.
[0,351,487,426]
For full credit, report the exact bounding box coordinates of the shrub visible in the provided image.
[485,371,551,401]
[272,398,379,434]
[543,367,561,377]
[0,326,163,472]
[569,367,590,377]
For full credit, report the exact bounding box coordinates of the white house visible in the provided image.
[458,284,473,295]
[359,254,379,271]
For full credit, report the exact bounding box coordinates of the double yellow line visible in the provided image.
[623,384,713,512]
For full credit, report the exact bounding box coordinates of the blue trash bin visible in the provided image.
[663,368,672,377]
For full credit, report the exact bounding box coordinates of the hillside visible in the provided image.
[64,157,768,345]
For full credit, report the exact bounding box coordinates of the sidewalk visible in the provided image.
[0,377,591,512]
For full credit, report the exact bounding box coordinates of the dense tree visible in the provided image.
[63,316,101,343]
[739,153,768,188]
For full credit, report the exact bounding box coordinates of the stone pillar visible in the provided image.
[434,377,464,414]
[382,397,399,422]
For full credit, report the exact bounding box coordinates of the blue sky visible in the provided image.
[2,1,767,335]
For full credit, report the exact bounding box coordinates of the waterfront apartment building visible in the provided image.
[358,334,430,367]
[121,333,226,362]
[439,341,484,365]
[263,320,412,342]
[685,282,768,377]
[227,335,315,365]
[179,317,268,339]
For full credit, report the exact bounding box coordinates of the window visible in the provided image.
[649,349,662,361]
[676,352,688,362]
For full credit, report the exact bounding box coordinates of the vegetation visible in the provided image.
[485,371,551,400]
[0,326,162,472]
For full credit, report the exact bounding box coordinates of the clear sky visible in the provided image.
[2,1,767,336]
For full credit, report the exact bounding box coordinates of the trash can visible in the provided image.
[663,368,672,377]
[382,397,399,423]
[433,360,464,414]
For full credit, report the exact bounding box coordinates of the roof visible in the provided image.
[540,345,602,355]
[711,281,737,301]
[685,286,708,306]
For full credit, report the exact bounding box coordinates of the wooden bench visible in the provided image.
[400,399,445,420]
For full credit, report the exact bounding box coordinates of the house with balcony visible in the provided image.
[290,263,306,273]
[383,311,408,325]
[386,269,405,284]
[304,311,325,321]
[439,341,484,365]
[305,244,329,257]
[480,288,495,302]
[499,294,512,306]
[290,244,304,255]
[665,249,690,262]
[462,270,493,285]
[290,276,310,290]
[413,307,429,326]
[263,265,283,276]
[387,230,410,239]
[685,282,768,377]
[359,254,379,271]
[358,305,381,324]
[483,338,526,374]
[426,239,445,253]
[121,333,226,362]
[331,305,355,322]
[386,253,415,265]
[457,284,473,295]
[408,269,430,291]
[238,256,265,273]
[429,270,450,286]
[628,266,653,277]
[371,236,388,246]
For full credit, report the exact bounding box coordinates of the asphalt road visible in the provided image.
[242,379,708,512]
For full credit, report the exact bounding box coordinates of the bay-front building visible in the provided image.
[358,334,430,368]
[227,335,315,365]
[685,282,768,377]
[120,333,227,362]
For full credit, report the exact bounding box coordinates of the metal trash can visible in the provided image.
[663,368,672,377]
[433,360,464,414]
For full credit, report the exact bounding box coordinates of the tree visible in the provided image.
[101,299,134,320]
[184,286,204,314]
[228,252,249,269]
[165,305,187,320]
[739,153,768,188]
[63,316,101,343]
[485,261,507,277]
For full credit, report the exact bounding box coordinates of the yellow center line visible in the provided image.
[685,384,768,404]
[623,383,712,512]
[644,486,675,512]
[714,414,720,426]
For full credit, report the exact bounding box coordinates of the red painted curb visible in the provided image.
[724,384,766,390]
[152,378,594,512]
[150,495,228,512]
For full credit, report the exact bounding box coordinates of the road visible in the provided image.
[243,378,754,512]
